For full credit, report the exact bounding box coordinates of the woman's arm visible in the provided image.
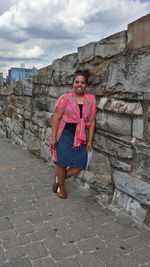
[86,119,95,152]
[50,107,63,148]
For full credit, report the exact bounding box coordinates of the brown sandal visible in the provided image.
[57,185,67,199]
[52,176,58,193]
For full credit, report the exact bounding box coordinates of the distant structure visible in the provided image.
[0,73,3,89]
[8,66,37,86]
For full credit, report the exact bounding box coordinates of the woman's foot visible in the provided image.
[57,185,67,199]
[52,176,58,193]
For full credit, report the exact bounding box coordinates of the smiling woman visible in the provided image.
[50,70,96,199]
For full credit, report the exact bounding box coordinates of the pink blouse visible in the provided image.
[50,92,96,161]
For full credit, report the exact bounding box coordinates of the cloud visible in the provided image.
[0,0,149,76]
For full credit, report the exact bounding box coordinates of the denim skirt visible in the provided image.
[55,128,87,169]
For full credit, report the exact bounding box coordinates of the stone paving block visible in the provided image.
[49,244,80,261]
[0,208,15,217]
[5,246,27,261]
[33,257,56,267]
[0,257,32,267]
[15,222,33,235]
[77,252,106,267]
[0,217,14,232]
[56,257,80,267]
[43,236,63,250]
[0,229,17,241]
[76,237,105,253]
[0,247,6,265]
[2,235,31,249]
[25,241,49,260]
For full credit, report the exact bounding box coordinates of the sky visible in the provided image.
[0,0,150,77]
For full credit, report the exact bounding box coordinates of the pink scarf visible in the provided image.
[50,92,96,161]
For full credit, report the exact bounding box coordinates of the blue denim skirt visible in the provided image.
[55,128,87,169]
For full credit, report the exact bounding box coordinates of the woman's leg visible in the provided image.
[66,167,82,178]
[56,165,67,199]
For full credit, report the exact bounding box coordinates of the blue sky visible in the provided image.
[0,0,149,76]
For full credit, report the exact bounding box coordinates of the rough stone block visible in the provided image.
[94,132,133,159]
[26,241,49,260]
[23,130,41,155]
[105,99,143,115]
[136,143,150,181]
[127,14,150,49]
[22,79,33,96]
[96,112,132,136]
[79,151,111,190]
[110,158,131,172]
[113,170,150,205]
[95,31,126,58]
[106,50,150,94]
[78,42,95,63]
[97,97,109,110]
[33,65,53,85]
[52,53,78,85]
[133,118,144,139]
[112,189,148,223]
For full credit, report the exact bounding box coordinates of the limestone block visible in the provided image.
[13,82,23,96]
[45,127,51,145]
[78,42,95,63]
[83,60,111,85]
[110,158,131,172]
[33,65,53,85]
[10,96,24,108]
[23,130,41,155]
[24,97,31,111]
[78,151,112,190]
[42,112,53,127]
[133,118,144,139]
[13,122,23,135]
[6,105,17,119]
[0,86,13,96]
[24,111,31,120]
[127,14,150,49]
[22,79,33,96]
[105,99,143,115]
[113,170,150,205]
[112,189,148,224]
[136,143,150,181]
[97,97,109,110]
[40,142,50,161]
[106,50,150,94]
[52,53,78,85]
[35,98,50,112]
[29,122,45,140]
[95,31,126,58]
[96,112,132,136]
[25,120,30,129]
[94,132,133,159]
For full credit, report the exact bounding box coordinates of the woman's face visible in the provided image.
[73,75,87,95]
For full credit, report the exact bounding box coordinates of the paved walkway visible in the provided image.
[0,137,149,267]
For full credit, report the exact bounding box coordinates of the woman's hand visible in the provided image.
[50,137,57,149]
[86,141,93,152]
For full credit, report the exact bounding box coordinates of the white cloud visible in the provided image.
[0,0,149,76]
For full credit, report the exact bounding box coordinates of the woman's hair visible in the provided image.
[73,69,90,83]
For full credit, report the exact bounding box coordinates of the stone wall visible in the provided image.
[0,15,150,226]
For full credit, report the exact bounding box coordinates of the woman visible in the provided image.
[50,70,96,199]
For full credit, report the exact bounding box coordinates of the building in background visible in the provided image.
[8,66,37,86]
[0,73,3,89]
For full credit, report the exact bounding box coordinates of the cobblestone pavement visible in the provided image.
[0,137,149,267]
